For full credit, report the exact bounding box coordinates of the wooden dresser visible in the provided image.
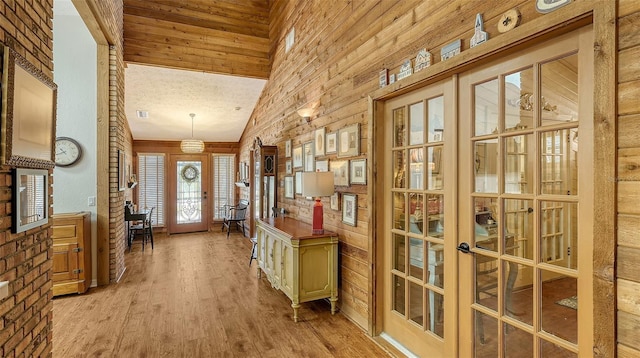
[52,212,91,296]
[256,217,338,322]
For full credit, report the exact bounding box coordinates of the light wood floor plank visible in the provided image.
[52,231,393,357]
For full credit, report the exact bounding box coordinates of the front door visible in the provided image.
[379,26,593,357]
[168,154,210,234]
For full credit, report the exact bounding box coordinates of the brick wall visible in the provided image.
[0,1,55,357]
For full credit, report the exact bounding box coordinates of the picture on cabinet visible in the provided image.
[342,193,357,226]
[326,132,337,154]
[293,146,303,168]
[338,123,360,157]
[330,160,349,186]
[315,127,325,157]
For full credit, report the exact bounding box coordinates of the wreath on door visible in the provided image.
[181,164,199,183]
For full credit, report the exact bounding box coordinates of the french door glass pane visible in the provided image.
[504,261,533,325]
[540,201,578,269]
[503,323,533,358]
[427,194,444,238]
[410,148,424,189]
[540,129,578,195]
[475,253,498,312]
[393,149,406,188]
[428,289,444,338]
[409,281,424,326]
[409,102,424,145]
[427,146,443,190]
[393,192,406,231]
[176,161,202,224]
[393,234,406,273]
[394,108,406,147]
[393,275,406,315]
[474,79,499,136]
[475,197,498,251]
[428,96,444,143]
[504,199,533,260]
[539,340,577,358]
[475,311,498,358]
[540,272,577,344]
[505,134,532,194]
[504,67,534,131]
[541,53,578,125]
[474,139,498,193]
[409,238,424,279]
[427,241,444,289]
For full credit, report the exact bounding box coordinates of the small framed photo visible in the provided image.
[330,160,349,186]
[350,159,367,185]
[303,141,314,172]
[330,192,340,211]
[315,159,329,172]
[326,132,338,154]
[285,139,292,157]
[295,171,303,194]
[286,160,292,174]
[338,123,360,157]
[284,176,294,198]
[118,150,126,191]
[293,146,303,168]
[342,193,357,226]
[315,127,325,157]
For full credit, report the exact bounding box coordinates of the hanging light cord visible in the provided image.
[190,113,196,138]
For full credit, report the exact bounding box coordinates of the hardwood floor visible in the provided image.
[52,231,392,357]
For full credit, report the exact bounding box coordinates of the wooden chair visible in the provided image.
[128,207,154,251]
[222,199,249,238]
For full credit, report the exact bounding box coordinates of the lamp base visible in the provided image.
[312,228,325,235]
[312,198,324,235]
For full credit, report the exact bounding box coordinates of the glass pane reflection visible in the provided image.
[504,261,532,326]
[474,310,498,358]
[541,53,578,125]
[409,102,424,145]
[540,201,578,270]
[409,281,424,326]
[410,148,424,190]
[474,79,499,136]
[427,146,443,190]
[393,192,406,231]
[541,271,577,344]
[504,67,534,131]
[393,234,406,273]
[428,289,444,338]
[428,96,444,143]
[504,323,533,358]
[394,108,406,147]
[475,253,498,312]
[393,275,406,315]
[474,139,498,193]
[505,134,533,194]
[393,149,406,188]
[504,199,533,260]
[541,129,578,195]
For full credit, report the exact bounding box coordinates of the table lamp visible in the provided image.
[302,171,335,234]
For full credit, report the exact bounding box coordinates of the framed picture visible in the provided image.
[315,127,325,157]
[330,160,349,186]
[118,150,126,191]
[303,141,314,172]
[284,176,294,198]
[330,192,340,211]
[315,159,329,172]
[326,132,337,154]
[342,193,357,226]
[350,159,367,185]
[12,168,49,233]
[338,123,360,157]
[293,146,303,168]
[286,160,292,174]
[295,171,303,194]
[1,45,57,169]
[285,139,292,158]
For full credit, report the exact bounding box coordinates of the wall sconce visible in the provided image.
[297,108,315,124]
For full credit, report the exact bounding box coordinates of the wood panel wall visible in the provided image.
[123,0,270,79]
[617,1,640,356]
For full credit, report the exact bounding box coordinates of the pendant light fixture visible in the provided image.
[180,113,204,153]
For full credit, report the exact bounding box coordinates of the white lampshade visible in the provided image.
[180,139,204,153]
[302,172,334,197]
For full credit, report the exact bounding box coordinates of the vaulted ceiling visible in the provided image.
[122,0,272,142]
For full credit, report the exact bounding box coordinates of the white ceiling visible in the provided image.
[125,64,266,142]
[54,0,267,143]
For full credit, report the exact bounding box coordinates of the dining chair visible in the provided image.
[221,199,249,238]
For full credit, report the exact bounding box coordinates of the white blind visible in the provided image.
[138,153,165,226]
[212,154,235,220]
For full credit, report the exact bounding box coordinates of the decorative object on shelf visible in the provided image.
[330,160,349,186]
[302,171,335,234]
[379,68,388,88]
[297,107,315,124]
[315,159,329,172]
[12,168,48,233]
[285,139,292,157]
[180,113,204,153]
[54,137,82,167]
[295,171,302,194]
[315,127,325,157]
[303,141,315,172]
[284,176,294,199]
[414,49,432,72]
[389,74,396,84]
[342,193,357,226]
[397,59,413,81]
[337,123,360,158]
[441,39,461,61]
[536,0,571,13]
[349,159,367,185]
[286,160,292,174]
[118,150,126,191]
[498,9,521,33]
[330,192,340,211]
[1,45,57,169]
[293,146,303,168]
[470,13,489,48]
[326,132,337,154]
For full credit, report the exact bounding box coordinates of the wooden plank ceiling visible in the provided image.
[123,0,271,79]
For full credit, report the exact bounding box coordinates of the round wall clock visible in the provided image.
[55,137,82,167]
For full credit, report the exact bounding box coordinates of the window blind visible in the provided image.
[212,154,235,220]
[138,153,165,226]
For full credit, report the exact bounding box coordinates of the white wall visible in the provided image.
[52,1,98,287]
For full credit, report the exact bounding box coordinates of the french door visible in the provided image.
[379,26,593,357]
[168,154,210,234]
